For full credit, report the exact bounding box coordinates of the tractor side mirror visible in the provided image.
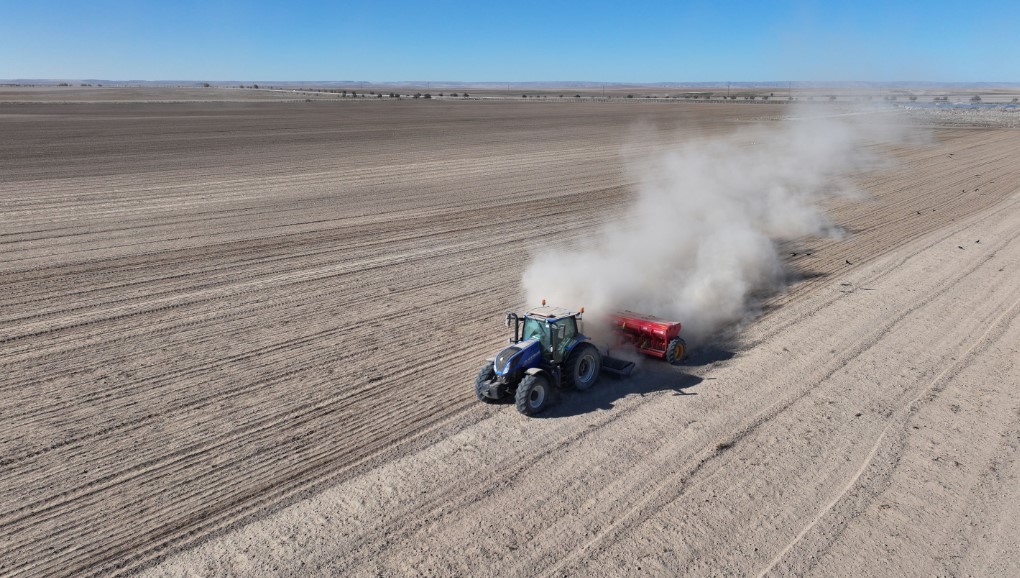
[505,314,513,328]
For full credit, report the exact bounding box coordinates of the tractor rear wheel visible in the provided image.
[665,337,687,365]
[565,343,601,391]
[515,374,551,416]
[475,363,503,403]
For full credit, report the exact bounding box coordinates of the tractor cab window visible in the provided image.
[551,317,577,362]
[522,317,550,345]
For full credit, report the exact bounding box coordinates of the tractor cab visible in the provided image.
[519,305,581,363]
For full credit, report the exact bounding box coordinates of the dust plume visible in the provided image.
[522,106,914,345]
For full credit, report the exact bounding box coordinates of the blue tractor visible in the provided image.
[475,302,608,416]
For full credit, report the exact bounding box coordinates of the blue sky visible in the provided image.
[1,0,1017,82]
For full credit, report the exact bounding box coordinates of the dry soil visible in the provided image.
[1,92,1018,577]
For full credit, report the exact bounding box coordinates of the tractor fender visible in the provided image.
[524,367,552,383]
[563,336,593,356]
[523,367,560,389]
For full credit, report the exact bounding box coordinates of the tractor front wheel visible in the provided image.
[565,343,601,391]
[475,363,504,403]
[515,374,551,416]
[665,337,687,365]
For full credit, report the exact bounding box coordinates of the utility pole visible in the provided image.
[602,83,605,98]
[727,82,730,99]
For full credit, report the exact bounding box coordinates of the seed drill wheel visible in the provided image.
[515,374,551,416]
[566,343,601,391]
[665,337,687,365]
[475,363,503,403]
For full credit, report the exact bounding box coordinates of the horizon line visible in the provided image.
[3,79,1019,87]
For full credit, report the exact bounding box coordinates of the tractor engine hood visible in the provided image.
[494,338,542,376]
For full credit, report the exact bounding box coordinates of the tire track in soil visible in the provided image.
[525,202,1020,577]
[540,192,1020,577]
[757,290,1020,577]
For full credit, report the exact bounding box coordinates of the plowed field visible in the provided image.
[2,95,1018,577]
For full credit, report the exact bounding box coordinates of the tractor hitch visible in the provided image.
[600,355,635,377]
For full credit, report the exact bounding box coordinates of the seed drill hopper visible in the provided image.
[608,310,687,364]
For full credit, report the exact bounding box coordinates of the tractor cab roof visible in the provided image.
[525,305,578,322]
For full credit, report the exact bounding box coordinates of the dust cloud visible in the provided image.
[522,106,915,344]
